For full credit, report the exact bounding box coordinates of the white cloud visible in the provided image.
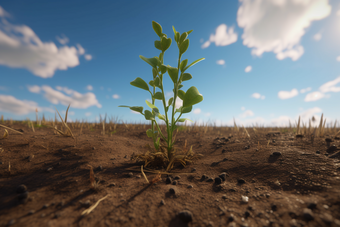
[204,112,211,117]
[201,24,237,49]
[337,10,340,16]
[56,34,69,45]
[313,33,322,41]
[0,6,10,18]
[237,0,331,61]
[245,65,252,72]
[241,106,245,111]
[193,108,201,114]
[278,88,298,99]
[217,59,225,65]
[27,85,101,108]
[319,76,340,93]
[304,91,326,102]
[112,94,120,99]
[270,116,292,127]
[0,17,87,78]
[300,87,311,93]
[84,54,92,60]
[85,112,92,117]
[337,56,340,62]
[27,85,41,93]
[251,93,265,99]
[0,95,53,115]
[299,107,322,122]
[86,85,93,91]
[240,110,254,118]
[174,97,183,109]
[76,44,85,55]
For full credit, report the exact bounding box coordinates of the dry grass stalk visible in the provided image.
[318,113,324,137]
[2,129,8,139]
[141,165,149,183]
[81,194,110,216]
[48,104,75,139]
[87,165,99,190]
[0,124,24,135]
[243,125,250,138]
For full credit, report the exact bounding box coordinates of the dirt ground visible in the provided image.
[0,121,340,227]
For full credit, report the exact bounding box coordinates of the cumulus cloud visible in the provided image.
[304,91,326,102]
[84,54,92,60]
[85,112,92,117]
[237,0,331,61]
[337,10,340,16]
[319,76,340,93]
[204,112,211,117]
[193,108,201,114]
[112,94,120,99]
[245,65,252,72]
[313,33,322,41]
[251,93,265,99]
[76,44,85,55]
[0,6,10,18]
[217,59,225,65]
[0,95,54,115]
[201,24,237,49]
[86,85,93,91]
[240,110,254,118]
[27,85,102,108]
[241,106,245,111]
[56,34,69,45]
[300,87,311,93]
[278,88,298,99]
[27,85,41,93]
[337,56,340,62]
[0,12,92,78]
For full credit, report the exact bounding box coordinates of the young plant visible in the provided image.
[119,21,204,170]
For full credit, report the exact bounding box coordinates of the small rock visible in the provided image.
[160,199,165,205]
[316,150,320,154]
[214,177,222,185]
[222,194,227,200]
[177,210,193,223]
[222,149,227,153]
[16,184,27,193]
[172,180,178,185]
[174,176,180,180]
[227,214,235,222]
[54,213,61,219]
[206,177,214,182]
[42,204,49,209]
[219,172,227,181]
[303,208,314,221]
[18,191,29,201]
[96,166,103,171]
[169,188,176,194]
[200,174,207,181]
[307,202,317,210]
[187,185,193,189]
[241,195,249,203]
[244,211,250,218]
[191,168,196,172]
[165,177,172,184]
[92,147,95,150]
[320,213,333,224]
[28,210,35,215]
[46,167,53,172]
[83,200,91,208]
[238,179,246,184]
[272,151,281,156]
[41,213,46,218]
[127,172,133,177]
[271,204,277,211]
[323,204,329,209]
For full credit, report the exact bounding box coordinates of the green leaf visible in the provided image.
[168,97,173,106]
[180,59,188,72]
[146,100,159,114]
[182,73,192,81]
[152,21,162,37]
[118,105,144,115]
[158,114,166,121]
[180,39,189,55]
[161,37,172,51]
[183,86,203,107]
[183,58,205,72]
[146,129,154,138]
[182,106,192,113]
[149,80,155,87]
[178,84,183,89]
[178,118,193,123]
[187,30,193,35]
[175,32,180,44]
[153,92,163,100]
[154,77,161,89]
[160,64,167,74]
[179,32,188,44]
[144,110,155,120]
[172,26,177,39]
[152,68,158,79]
[139,55,160,68]
[167,66,179,84]
[177,90,185,100]
[130,77,149,91]
[154,40,162,50]
[159,52,163,62]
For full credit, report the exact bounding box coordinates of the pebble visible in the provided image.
[200,174,207,181]
[18,191,29,201]
[16,184,27,193]
[177,210,193,223]
[228,214,235,222]
[46,167,53,172]
[307,202,317,210]
[320,213,333,224]
[244,211,250,218]
[127,172,133,177]
[187,185,193,189]
[108,183,116,187]
[206,177,214,182]
[160,199,165,205]
[174,176,180,180]
[303,208,314,221]
[191,168,196,172]
[214,177,222,185]
[96,166,103,171]
[222,194,227,200]
[238,179,246,184]
[241,195,249,203]
[219,172,227,181]
[169,188,176,194]
[165,177,172,184]
[272,151,281,156]
[172,180,178,185]
[316,150,320,154]
[28,210,35,215]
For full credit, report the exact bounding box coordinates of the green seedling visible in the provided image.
[119,21,204,171]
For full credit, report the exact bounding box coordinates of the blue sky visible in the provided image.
[0,0,340,127]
